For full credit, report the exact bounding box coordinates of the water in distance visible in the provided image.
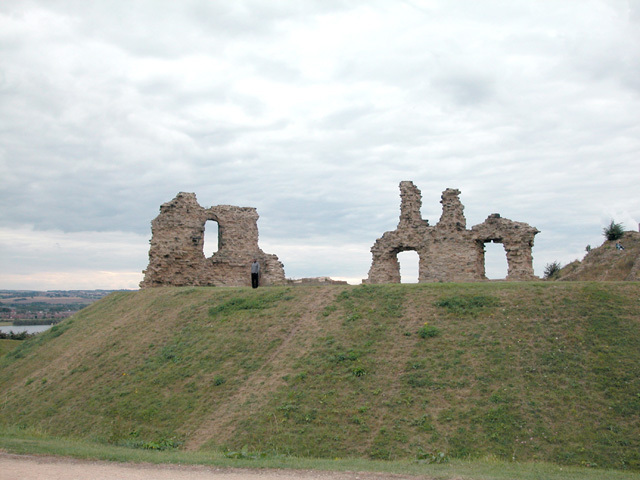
[0,325,52,334]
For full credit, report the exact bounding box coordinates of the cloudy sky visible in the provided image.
[1,0,639,290]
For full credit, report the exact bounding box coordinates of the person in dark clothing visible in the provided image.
[250,259,260,288]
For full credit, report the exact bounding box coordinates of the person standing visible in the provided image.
[250,259,260,288]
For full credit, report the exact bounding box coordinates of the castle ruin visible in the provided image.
[141,185,538,288]
[140,192,286,288]
[365,182,539,283]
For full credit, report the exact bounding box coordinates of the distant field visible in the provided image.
[0,296,95,305]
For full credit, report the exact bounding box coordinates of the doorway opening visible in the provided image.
[397,250,419,283]
[203,220,219,257]
[484,241,508,279]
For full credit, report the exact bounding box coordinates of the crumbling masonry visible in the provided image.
[365,182,539,283]
[140,192,286,288]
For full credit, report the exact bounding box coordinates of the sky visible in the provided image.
[1,0,639,290]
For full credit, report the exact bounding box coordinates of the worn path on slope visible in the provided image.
[185,287,341,450]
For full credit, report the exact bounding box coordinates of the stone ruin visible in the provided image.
[365,181,539,283]
[140,184,539,288]
[140,192,286,288]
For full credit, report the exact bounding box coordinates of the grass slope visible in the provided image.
[1,283,639,471]
[0,339,20,357]
[556,231,640,281]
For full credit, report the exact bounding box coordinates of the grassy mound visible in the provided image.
[1,282,639,470]
[556,231,640,281]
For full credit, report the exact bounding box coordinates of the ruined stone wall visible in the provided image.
[140,192,286,288]
[365,182,539,283]
[471,214,539,280]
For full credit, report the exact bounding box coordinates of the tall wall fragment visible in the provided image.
[140,192,286,288]
[365,182,539,283]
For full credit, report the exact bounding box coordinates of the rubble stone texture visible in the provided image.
[365,182,539,283]
[140,192,286,288]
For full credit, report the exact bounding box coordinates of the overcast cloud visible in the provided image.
[1,0,639,290]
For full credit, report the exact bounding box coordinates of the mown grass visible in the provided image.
[1,282,639,473]
[2,426,640,480]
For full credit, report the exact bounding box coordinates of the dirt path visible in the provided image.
[0,453,432,480]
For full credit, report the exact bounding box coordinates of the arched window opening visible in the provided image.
[397,250,419,283]
[484,241,508,279]
[203,220,219,257]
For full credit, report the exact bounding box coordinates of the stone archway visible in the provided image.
[365,183,539,283]
[397,250,420,283]
[480,240,509,279]
[471,215,539,281]
[203,219,220,257]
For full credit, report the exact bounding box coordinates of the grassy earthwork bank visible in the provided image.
[1,282,639,477]
[0,339,21,357]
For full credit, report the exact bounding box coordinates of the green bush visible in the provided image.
[416,450,448,464]
[543,261,562,279]
[603,220,624,241]
[208,291,289,317]
[418,323,440,338]
[435,295,499,315]
[0,331,35,340]
[116,433,183,451]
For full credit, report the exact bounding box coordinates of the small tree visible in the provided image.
[544,261,562,279]
[603,220,624,241]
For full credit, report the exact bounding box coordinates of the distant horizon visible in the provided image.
[0,288,138,293]
[5,227,638,291]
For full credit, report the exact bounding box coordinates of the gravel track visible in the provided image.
[0,453,434,480]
